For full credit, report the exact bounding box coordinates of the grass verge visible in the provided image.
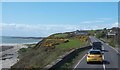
[58,49,89,70]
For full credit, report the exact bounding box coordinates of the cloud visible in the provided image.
[112,22,119,27]
[0,23,2,36]
[81,18,112,24]
[4,23,105,36]
[1,21,118,37]
[2,23,78,30]
[0,23,2,30]
[1,23,81,36]
[81,20,104,24]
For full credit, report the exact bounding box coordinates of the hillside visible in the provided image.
[88,27,120,48]
[11,32,90,69]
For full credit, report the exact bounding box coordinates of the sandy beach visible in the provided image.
[0,44,28,70]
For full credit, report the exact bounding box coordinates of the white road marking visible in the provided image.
[102,46,106,70]
[103,55,106,70]
[106,43,120,54]
[73,54,87,70]
[95,36,120,54]
[90,36,119,70]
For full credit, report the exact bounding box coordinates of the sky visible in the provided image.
[1,2,118,37]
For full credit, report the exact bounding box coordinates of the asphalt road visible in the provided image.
[74,36,119,70]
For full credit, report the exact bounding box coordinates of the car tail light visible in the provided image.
[99,55,102,57]
[88,56,90,57]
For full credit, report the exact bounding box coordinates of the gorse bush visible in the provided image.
[12,32,89,69]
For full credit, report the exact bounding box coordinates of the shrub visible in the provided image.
[18,48,27,53]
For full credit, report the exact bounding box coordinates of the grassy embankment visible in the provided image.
[87,28,119,48]
[58,48,89,70]
[12,32,90,69]
[100,28,120,48]
[100,37,118,47]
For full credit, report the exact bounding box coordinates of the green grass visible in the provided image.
[56,38,86,49]
[59,49,89,69]
[12,33,89,69]
[54,34,68,38]
[18,47,33,59]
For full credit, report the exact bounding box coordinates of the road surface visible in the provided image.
[74,36,119,70]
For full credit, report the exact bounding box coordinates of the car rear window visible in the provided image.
[89,51,101,54]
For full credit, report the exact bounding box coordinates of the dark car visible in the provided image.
[92,42,102,51]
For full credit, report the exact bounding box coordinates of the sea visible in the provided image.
[0,36,41,45]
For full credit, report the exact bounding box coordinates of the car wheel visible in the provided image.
[101,61,103,64]
[98,61,103,64]
[87,62,90,64]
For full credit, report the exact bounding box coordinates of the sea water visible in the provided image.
[0,36,41,44]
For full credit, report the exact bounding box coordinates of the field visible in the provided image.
[56,38,86,49]
[54,33,68,38]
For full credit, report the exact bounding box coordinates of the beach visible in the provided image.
[0,44,28,70]
[0,36,40,69]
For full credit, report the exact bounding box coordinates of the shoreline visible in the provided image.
[0,42,38,46]
[0,43,36,70]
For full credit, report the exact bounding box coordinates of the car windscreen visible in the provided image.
[89,51,101,54]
